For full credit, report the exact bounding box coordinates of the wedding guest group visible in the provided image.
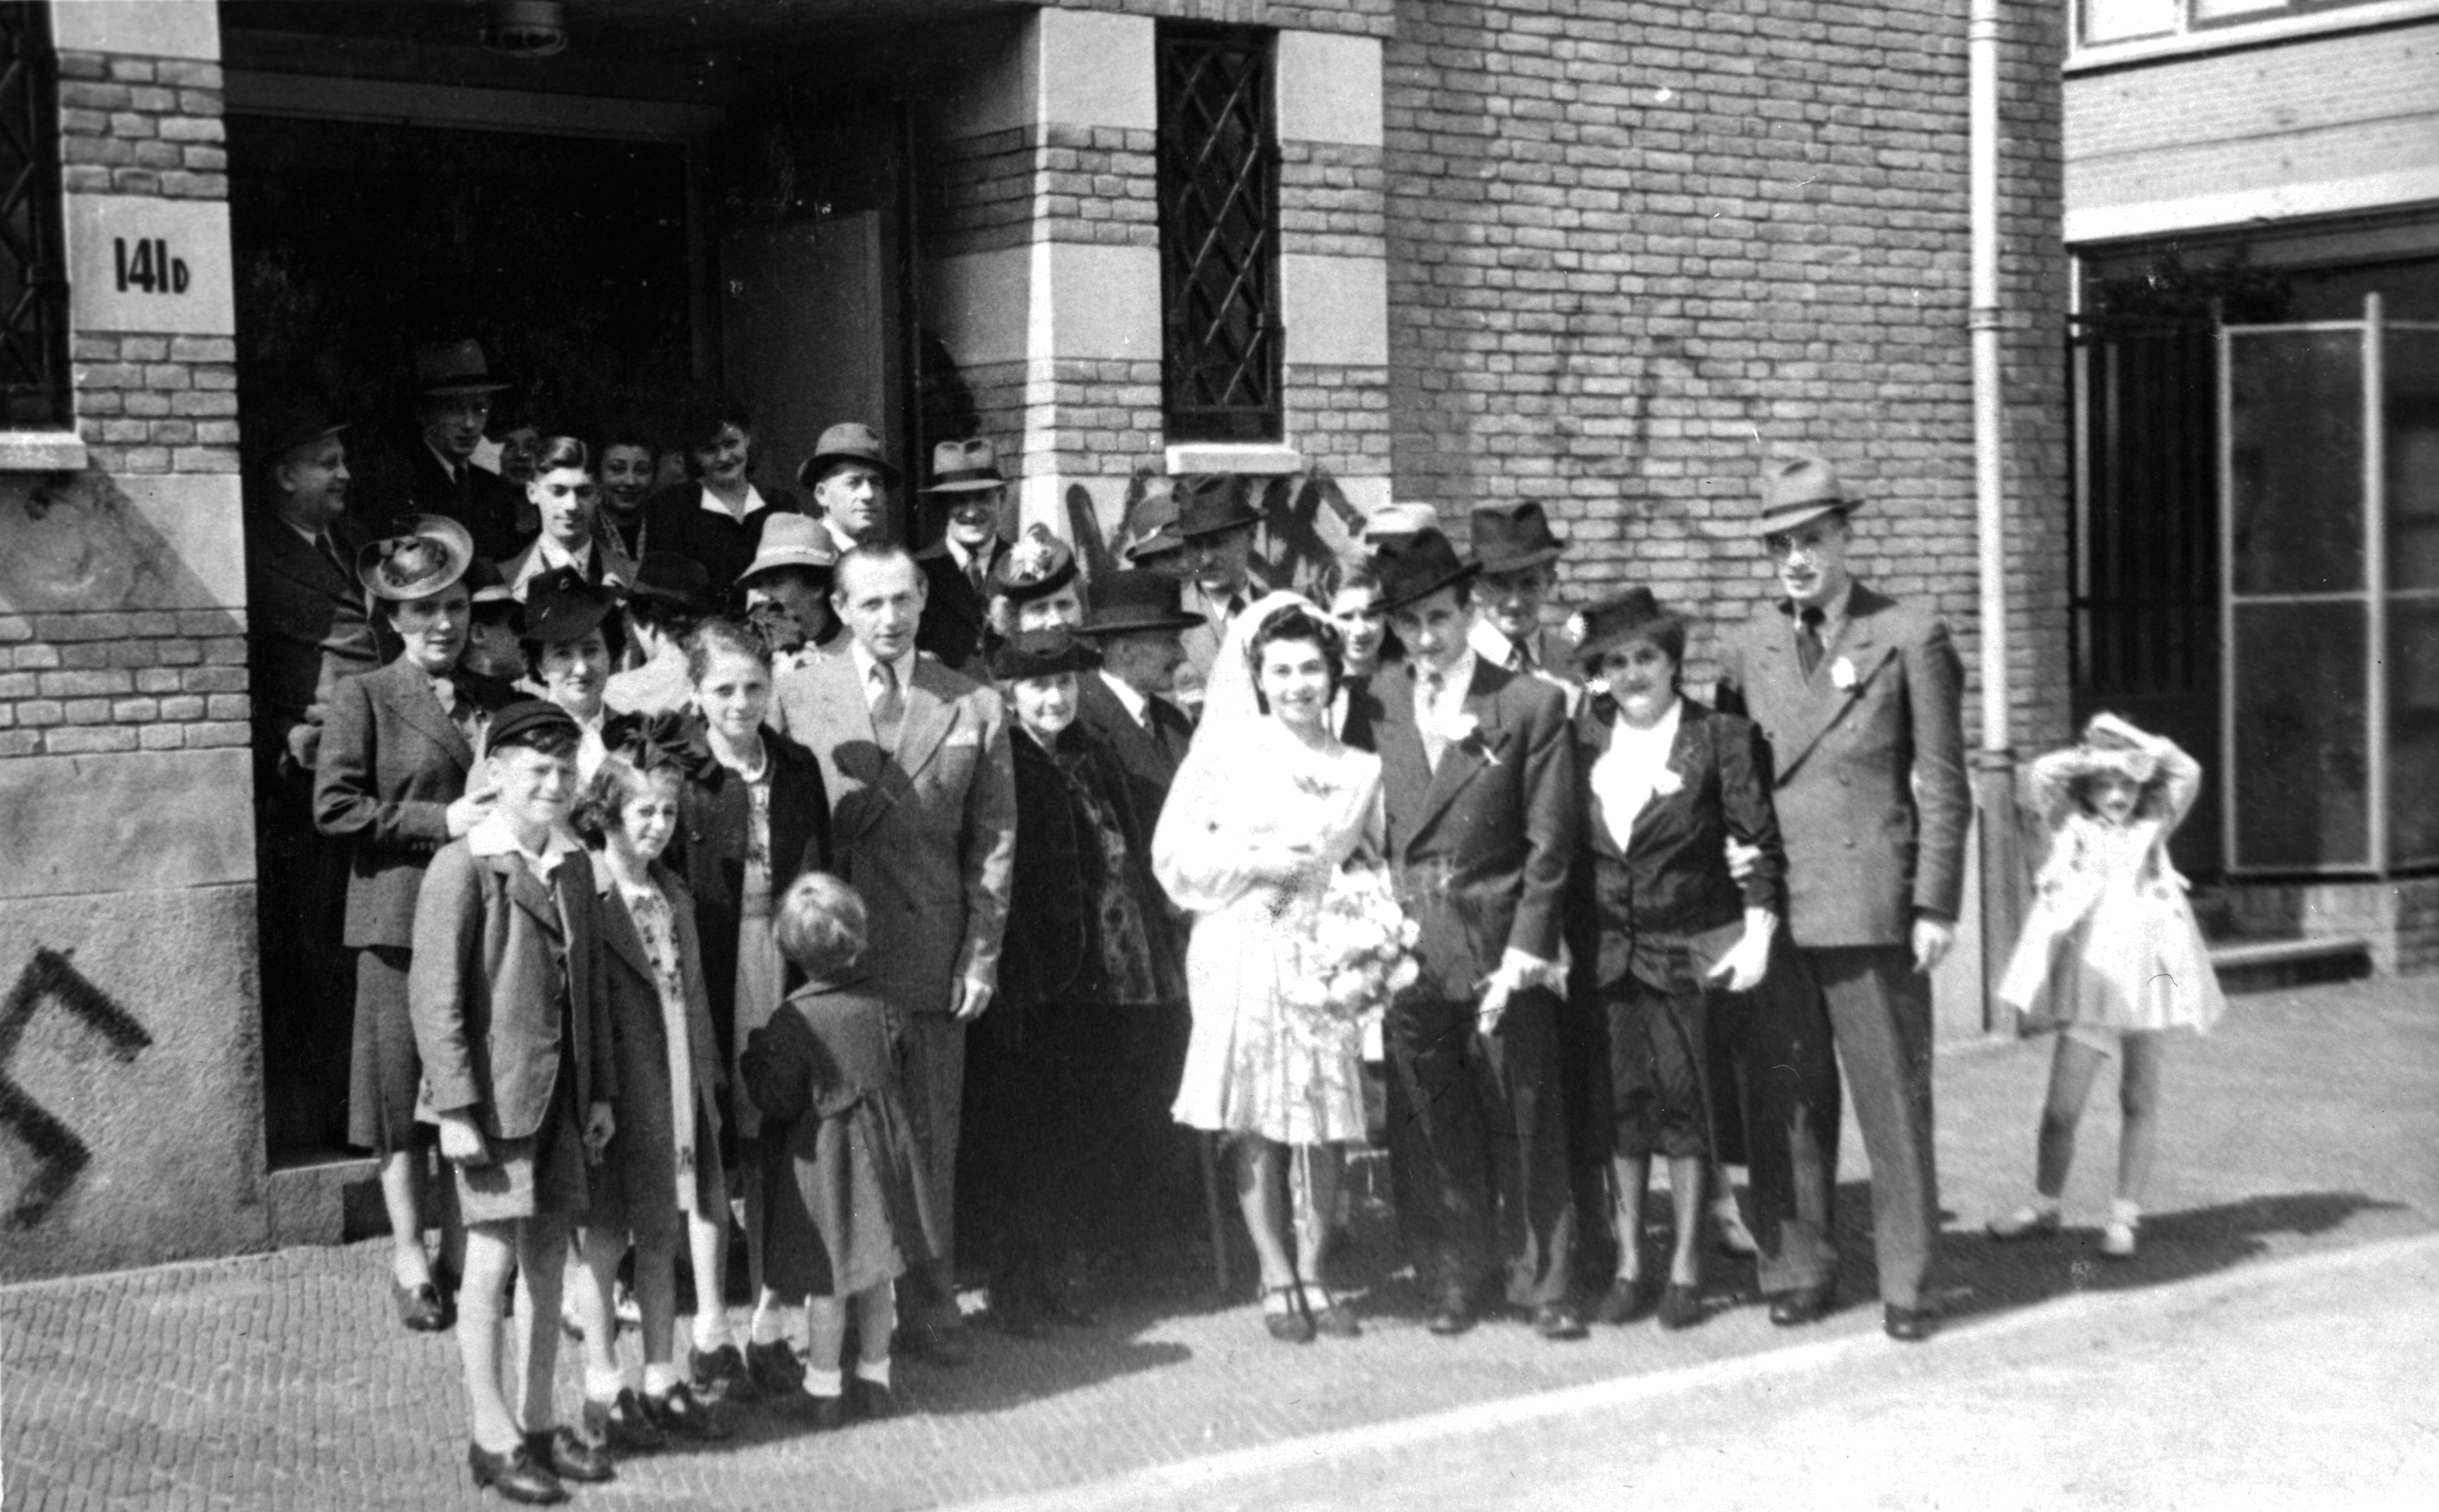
[248,345,2007,1500]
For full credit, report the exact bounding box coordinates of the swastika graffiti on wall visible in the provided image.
[0,948,152,1226]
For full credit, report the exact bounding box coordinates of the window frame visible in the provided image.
[1154,21,1283,445]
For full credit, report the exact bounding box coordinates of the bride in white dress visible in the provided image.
[1153,595,1383,1343]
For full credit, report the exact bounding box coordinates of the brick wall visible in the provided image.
[1380,0,2071,749]
[0,43,246,763]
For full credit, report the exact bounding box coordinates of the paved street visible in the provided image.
[4,975,2434,1511]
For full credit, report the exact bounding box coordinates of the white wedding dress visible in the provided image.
[1152,595,1382,1146]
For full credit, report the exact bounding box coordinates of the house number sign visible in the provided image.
[65,196,234,336]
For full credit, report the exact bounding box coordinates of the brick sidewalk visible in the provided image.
[4,977,2433,1511]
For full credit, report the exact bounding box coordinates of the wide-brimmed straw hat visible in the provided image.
[357,515,474,601]
[1749,454,1866,537]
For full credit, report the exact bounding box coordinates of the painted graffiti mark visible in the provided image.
[0,948,152,1227]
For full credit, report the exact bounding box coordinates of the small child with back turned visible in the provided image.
[1988,712,2227,1259]
[741,873,941,1429]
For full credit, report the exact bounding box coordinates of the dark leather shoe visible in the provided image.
[787,1391,850,1431]
[524,1426,614,1484]
[846,1376,899,1420]
[904,1317,973,1367]
[1883,1303,1937,1343]
[1426,1286,1475,1337]
[1595,1275,1654,1326]
[581,1389,665,1454]
[692,1343,760,1404]
[1656,1283,1705,1331]
[1768,1285,1836,1328]
[1263,1286,1317,1343]
[641,1382,729,1441]
[467,1440,566,1504]
[746,1339,806,1396]
[1533,1302,1589,1341]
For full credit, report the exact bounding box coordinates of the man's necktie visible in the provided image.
[1796,607,1825,679]
[871,660,906,751]
[1418,668,1447,771]
[967,553,988,596]
[317,532,352,586]
[1508,639,1534,675]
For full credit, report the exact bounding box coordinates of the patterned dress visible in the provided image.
[1153,721,1383,1144]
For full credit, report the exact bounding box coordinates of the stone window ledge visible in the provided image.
[1164,442,1302,476]
[0,432,91,472]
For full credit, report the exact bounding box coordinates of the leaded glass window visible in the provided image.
[1156,24,1279,443]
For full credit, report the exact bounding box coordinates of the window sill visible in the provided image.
[0,433,90,472]
[1164,441,1302,476]
[2067,0,2439,74]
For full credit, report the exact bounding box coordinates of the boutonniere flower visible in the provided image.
[1829,656,1859,691]
[1652,767,1684,797]
[1442,711,1481,744]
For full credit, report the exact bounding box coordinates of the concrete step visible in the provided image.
[2208,934,2374,993]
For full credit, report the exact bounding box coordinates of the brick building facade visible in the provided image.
[0,0,2066,1279]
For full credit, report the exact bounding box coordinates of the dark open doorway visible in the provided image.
[231,111,699,1166]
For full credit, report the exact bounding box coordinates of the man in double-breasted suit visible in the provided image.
[1712,454,1970,1343]
[770,544,1016,1363]
[1346,529,1586,1340]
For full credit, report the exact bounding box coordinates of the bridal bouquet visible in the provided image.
[1278,862,1423,1042]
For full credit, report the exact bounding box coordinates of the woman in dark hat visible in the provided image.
[521,567,626,782]
[314,515,515,1332]
[963,627,1178,1332]
[639,392,806,605]
[984,524,1085,641]
[1560,589,1785,1332]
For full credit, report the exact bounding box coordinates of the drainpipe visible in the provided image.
[1968,0,2024,1030]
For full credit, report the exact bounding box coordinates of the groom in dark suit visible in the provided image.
[1346,529,1585,1340]
[1712,454,1970,1343]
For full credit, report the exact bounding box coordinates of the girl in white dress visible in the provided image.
[1988,712,2226,1259]
[1154,597,1384,1343]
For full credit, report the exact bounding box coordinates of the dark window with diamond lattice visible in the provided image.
[0,1,66,429]
[1157,25,1279,443]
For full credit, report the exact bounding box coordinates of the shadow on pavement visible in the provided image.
[1935,1189,2410,1324]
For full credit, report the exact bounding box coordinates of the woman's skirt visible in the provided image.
[346,945,423,1155]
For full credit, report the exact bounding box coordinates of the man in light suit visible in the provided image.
[1346,528,1586,1341]
[769,544,1016,1364]
[1711,454,1970,1343]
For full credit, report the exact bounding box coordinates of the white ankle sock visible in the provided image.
[2109,1197,2141,1227]
[584,1365,630,1403]
[749,1306,791,1345]
[2029,1195,2063,1216]
[692,1314,732,1354]
[641,1362,683,1398]
[853,1357,891,1389]
[802,1365,844,1398]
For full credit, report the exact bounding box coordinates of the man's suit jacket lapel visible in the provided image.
[484,850,566,942]
[1756,587,1893,783]
[807,649,893,848]
[1411,662,1504,835]
[892,659,960,787]
[1378,662,1499,849]
[375,659,474,771]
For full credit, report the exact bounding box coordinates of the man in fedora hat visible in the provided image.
[357,338,530,563]
[1343,528,1586,1341]
[914,438,1013,677]
[1710,452,1969,1343]
[1173,476,1272,705]
[797,421,901,559]
[1466,500,1577,680]
[246,391,381,1150]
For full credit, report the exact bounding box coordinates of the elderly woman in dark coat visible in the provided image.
[314,516,510,1330]
[1563,589,1785,1333]
[961,626,1181,1332]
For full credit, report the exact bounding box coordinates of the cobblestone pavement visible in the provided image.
[4,977,2433,1511]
